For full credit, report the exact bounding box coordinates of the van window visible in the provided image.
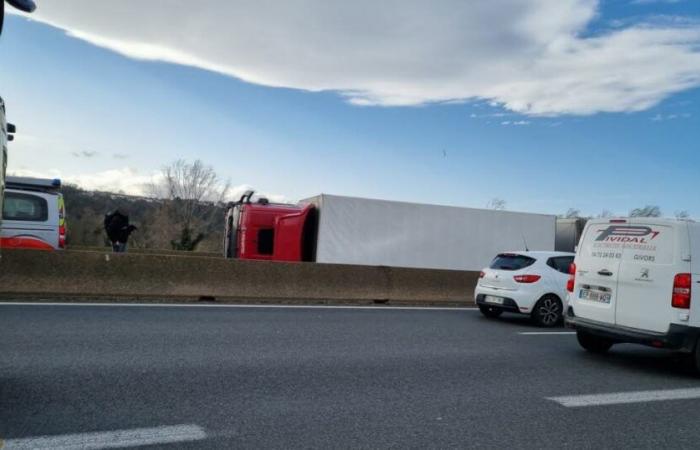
[489,254,536,271]
[547,256,574,274]
[2,192,48,221]
[257,228,274,255]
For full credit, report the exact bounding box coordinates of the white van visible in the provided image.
[0,176,66,250]
[566,218,700,366]
[0,97,8,225]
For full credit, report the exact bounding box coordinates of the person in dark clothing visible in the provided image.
[104,210,137,253]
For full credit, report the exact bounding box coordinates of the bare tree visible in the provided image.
[564,208,580,219]
[675,210,690,220]
[597,209,614,218]
[151,159,231,250]
[629,205,662,218]
[486,198,506,211]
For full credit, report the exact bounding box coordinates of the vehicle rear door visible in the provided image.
[615,220,687,333]
[0,190,57,249]
[571,220,624,324]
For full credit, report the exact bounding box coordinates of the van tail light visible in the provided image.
[514,274,541,283]
[566,263,576,293]
[58,224,66,249]
[479,271,485,279]
[672,273,692,309]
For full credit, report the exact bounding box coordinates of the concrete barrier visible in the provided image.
[0,249,478,305]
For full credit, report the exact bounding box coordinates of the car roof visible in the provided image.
[498,251,575,258]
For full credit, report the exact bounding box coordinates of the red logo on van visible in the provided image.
[596,225,660,243]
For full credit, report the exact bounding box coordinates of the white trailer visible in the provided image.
[302,194,556,272]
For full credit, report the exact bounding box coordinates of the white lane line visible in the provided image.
[2,424,207,449]
[519,331,576,335]
[548,388,700,408]
[0,302,478,311]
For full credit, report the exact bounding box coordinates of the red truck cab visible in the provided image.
[224,191,317,262]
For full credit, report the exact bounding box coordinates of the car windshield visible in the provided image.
[489,254,536,271]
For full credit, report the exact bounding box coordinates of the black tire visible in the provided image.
[576,330,613,354]
[479,305,503,318]
[531,295,563,327]
[693,338,700,374]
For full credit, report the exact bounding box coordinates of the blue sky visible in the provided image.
[1,0,699,217]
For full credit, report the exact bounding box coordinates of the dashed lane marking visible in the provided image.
[548,388,700,408]
[2,424,207,449]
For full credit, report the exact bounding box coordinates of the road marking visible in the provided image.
[0,302,478,311]
[548,388,700,408]
[2,424,207,449]
[518,331,576,335]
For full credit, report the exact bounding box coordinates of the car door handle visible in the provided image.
[598,269,613,277]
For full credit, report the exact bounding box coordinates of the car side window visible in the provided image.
[2,192,48,221]
[547,256,573,274]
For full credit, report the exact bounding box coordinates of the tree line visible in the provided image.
[486,198,690,220]
[64,159,229,253]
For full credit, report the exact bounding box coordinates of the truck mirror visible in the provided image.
[7,134,13,141]
[7,122,15,133]
[6,0,37,13]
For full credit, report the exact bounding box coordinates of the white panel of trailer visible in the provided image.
[303,194,556,272]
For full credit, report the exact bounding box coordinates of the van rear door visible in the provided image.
[572,220,625,324]
[0,190,57,250]
[614,220,688,333]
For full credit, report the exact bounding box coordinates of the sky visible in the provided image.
[0,0,699,217]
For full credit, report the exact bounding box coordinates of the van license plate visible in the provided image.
[484,295,504,305]
[579,289,611,304]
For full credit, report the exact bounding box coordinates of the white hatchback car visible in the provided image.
[475,251,575,327]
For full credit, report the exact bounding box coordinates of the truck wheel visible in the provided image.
[479,305,503,319]
[576,331,613,354]
[532,295,562,328]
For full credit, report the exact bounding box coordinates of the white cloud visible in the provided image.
[9,167,160,195]
[14,0,700,116]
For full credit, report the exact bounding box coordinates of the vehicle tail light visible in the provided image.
[566,263,576,293]
[58,224,66,249]
[672,273,692,309]
[479,271,485,279]
[514,274,541,283]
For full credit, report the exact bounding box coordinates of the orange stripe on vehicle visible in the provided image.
[0,236,54,250]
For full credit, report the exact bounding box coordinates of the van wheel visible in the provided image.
[576,331,613,353]
[479,305,503,318]
[532,295,562,327]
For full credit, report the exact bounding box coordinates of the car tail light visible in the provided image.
[479,271,485,279]
[566,263,576,293]
[58,224,66,249]
[672,273,692,309]
[514,274,541,283]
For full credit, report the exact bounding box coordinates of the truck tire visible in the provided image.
[576,330,613,354]
[531,295,562,328]
[479,305,503,319]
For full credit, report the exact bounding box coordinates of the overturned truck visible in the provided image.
[224,192,556,272]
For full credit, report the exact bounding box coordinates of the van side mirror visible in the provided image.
[7,122,15,133]
[6,0,37,13]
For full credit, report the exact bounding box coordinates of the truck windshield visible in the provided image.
[489,254,536,271]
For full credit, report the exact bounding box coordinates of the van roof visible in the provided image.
[499,251,575,258]
[587,217,692,225]
[6,176,61,193]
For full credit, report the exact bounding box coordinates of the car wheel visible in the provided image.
[479,305,503,318]
[576,330,613,354]
[532,295,562,327]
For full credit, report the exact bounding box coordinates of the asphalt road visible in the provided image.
[2,303,700,449]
